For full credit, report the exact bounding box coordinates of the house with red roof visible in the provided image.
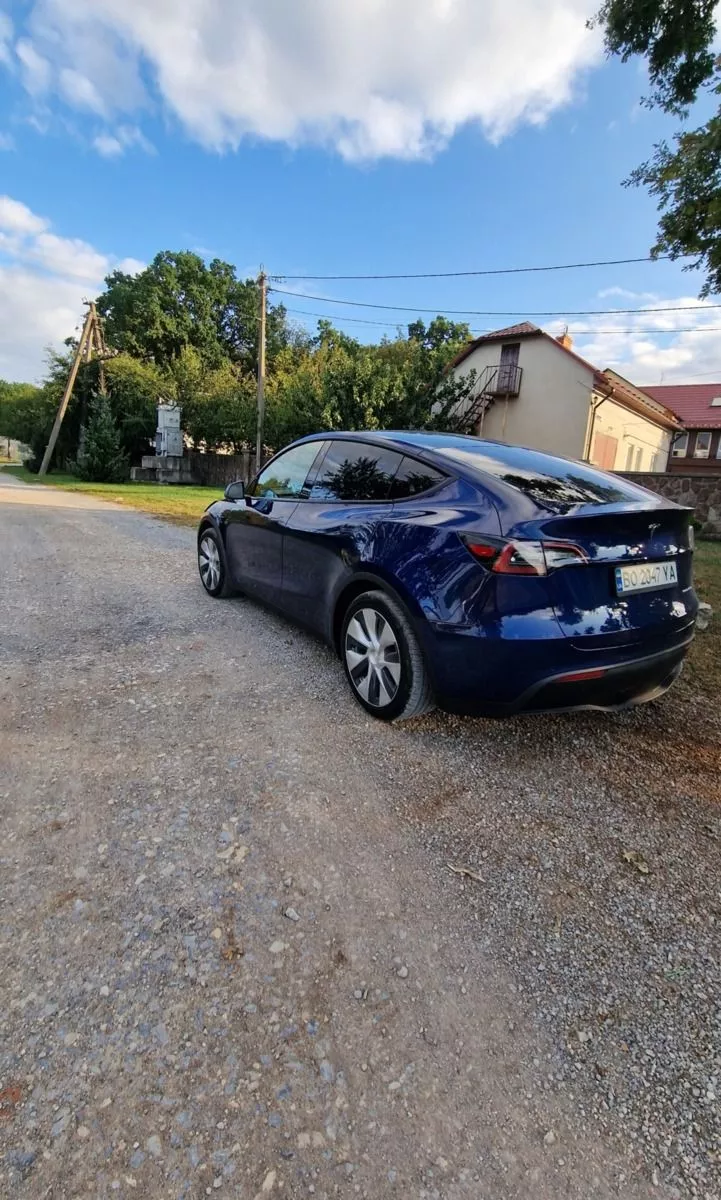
[640,383,721,473]
[448,323,682,471]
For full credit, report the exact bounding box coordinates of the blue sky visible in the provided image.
[1,0,720,384]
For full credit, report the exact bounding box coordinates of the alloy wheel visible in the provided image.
[345,607,402,708]
[199,535,221,592]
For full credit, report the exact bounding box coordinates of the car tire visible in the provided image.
[197,526,236,598]
[341,589,435,721]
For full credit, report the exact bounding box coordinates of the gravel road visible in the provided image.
[1,477,720,1200]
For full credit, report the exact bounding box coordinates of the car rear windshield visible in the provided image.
[428,440,650,511]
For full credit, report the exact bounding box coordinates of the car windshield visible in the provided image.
[427,440,649,511]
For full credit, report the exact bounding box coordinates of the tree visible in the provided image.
[263,318,477,446]
[595,0,717,114]
[104,354,169,462]
[170,347,256,450]
[594,0,721,293]
[0,368,81,471]
[97,251,297,371]
[75,394,129,482]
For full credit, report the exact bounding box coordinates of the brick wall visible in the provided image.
[617,472,721,538]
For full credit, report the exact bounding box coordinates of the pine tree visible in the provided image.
[75,394,129,482]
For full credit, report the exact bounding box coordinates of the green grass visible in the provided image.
[0,463,224,522]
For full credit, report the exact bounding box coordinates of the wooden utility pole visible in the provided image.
[92,302,108,395]
[38,302,109,476]
[256,271,267,470]
[38,306,94,477]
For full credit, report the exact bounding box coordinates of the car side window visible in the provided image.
[248,442,323,500]
[390,456,446,500]
[309,441,404,501]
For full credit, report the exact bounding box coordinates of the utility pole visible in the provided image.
[92,302,108,395]
[38,305,95,477]
[256,270,267,470]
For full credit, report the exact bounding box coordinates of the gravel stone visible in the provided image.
[1,482,719,1199]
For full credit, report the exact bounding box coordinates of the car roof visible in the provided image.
[290,430,662,512]
[293,428,573,470]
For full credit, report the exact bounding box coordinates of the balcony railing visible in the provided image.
[444,361,523,433]
[488,362,523,396]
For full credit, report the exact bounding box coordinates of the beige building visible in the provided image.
[448,322,682,471]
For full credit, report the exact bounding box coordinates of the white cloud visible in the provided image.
[58,66,107,114]
[569,291,721,385]
[12,0,602,160]
[0,195,48,235]
[29,232,111,281]
[93,132,123,157]
[0,265,85,382]
[0,194,144,381]
[93,124,156,158]
[116,256,146,275]
[15,38,52,95]
[0,12,12,66]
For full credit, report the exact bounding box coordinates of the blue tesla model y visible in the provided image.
[196,431,697,720]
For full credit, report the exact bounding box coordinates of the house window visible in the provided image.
[716,436,721,459]
[625,444,635,470]
[694,431,712,458]
[634,446,643,471]
[671,432,689,458]
[711,397,721,406]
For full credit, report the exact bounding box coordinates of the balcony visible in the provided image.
[486,362,523,397]
[444,361,524,434]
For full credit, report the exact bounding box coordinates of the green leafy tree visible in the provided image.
[594,0,721,293]
[0,365,84,471]
[97,251,297,371]
[104,354,170,462]
[170,347,258,451]
[264,317,476,446]
[75,394,129,482]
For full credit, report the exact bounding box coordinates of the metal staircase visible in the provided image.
[445,362,523,435]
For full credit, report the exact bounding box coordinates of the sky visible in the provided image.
[1,0,721,385]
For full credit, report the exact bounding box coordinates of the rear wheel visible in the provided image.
[198,527,235,598]
[341,590,434,721]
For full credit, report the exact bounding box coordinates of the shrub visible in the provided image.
[74,394,130,482]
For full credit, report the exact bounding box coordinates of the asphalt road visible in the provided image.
[1,476,718,1200]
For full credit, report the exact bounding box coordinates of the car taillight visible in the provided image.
[461,537,587,576]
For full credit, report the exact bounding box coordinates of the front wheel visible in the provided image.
[341,590,434,721]
[197,527,235,598]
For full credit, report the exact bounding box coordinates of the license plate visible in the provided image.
[615,560,678,595]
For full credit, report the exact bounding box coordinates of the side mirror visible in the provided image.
[224,480,245,501]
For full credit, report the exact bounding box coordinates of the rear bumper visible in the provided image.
[512,638,690,715]
[421,620,694,717]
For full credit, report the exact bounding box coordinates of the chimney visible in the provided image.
[556,329,573,351]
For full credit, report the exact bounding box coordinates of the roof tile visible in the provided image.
[642,383,721,428]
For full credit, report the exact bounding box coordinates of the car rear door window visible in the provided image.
[431,442,643,509]
[248,441,324,499]
[309,441,403,501]
[390,456,446,499]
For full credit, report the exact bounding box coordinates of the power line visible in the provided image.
[283,306,721,336]
[271,287,721,318]
[271,253,676,282]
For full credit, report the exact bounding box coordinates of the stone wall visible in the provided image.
[617,472,721,538]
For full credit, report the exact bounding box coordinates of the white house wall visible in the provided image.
[590,396,672,473]
[452,336,594,459]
